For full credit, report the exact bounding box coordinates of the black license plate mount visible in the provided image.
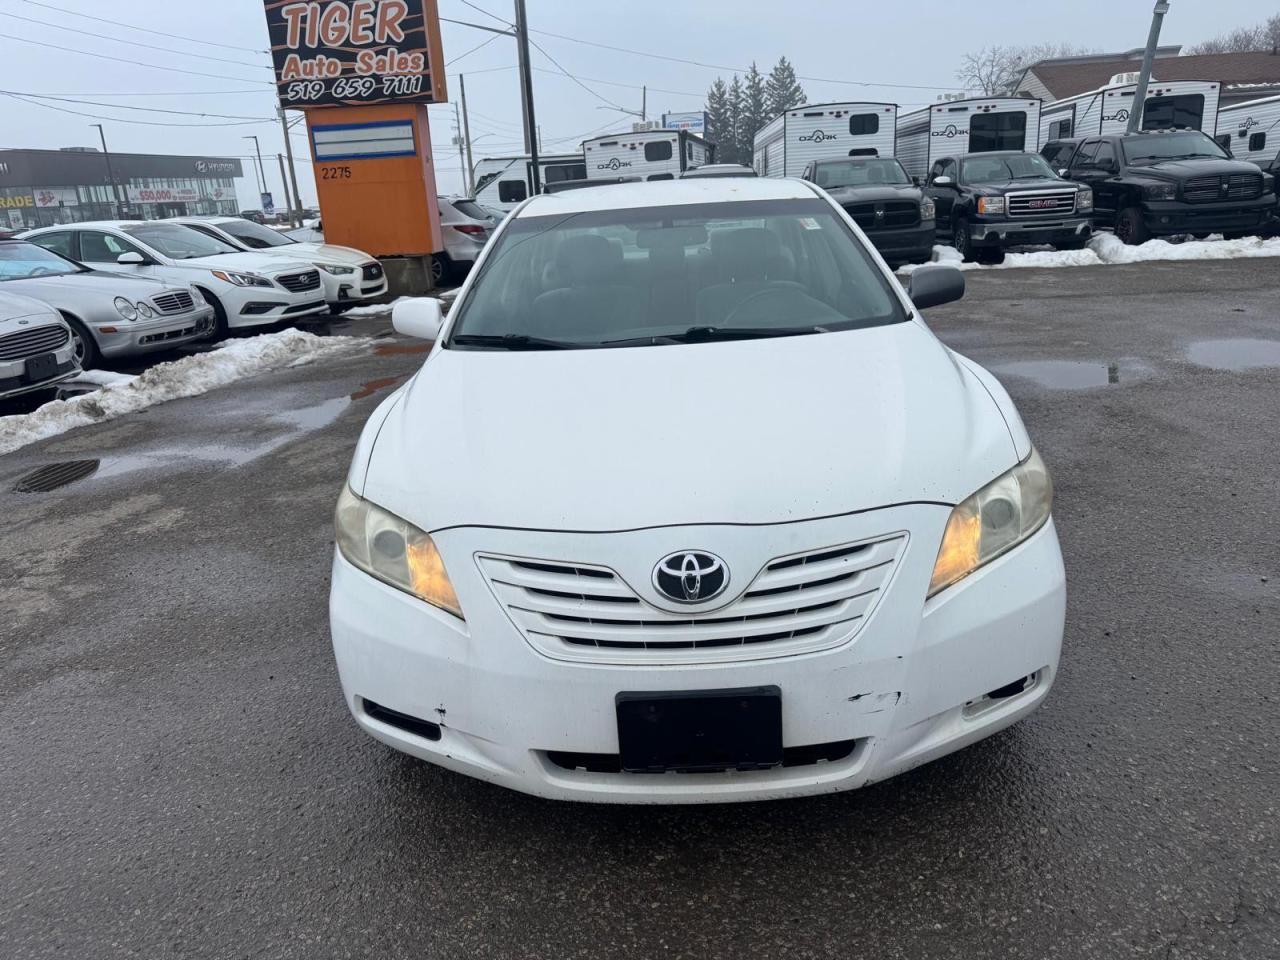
[616,686,783,773]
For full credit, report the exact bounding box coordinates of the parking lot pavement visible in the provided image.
[2,260,1277,959]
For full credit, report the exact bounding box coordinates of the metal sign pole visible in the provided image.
[513,0,540,194]
[1128,1,1171,134]
[460,74,476,196]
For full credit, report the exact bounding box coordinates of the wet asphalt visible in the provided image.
[1,259,1278,959]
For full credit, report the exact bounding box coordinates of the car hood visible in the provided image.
[0,288,61,323]
[266,242,372,264]
[1,271,167,299]
[178,252,317,274]
[361,322,1022,532]
[826,184,923,204]
[1126,157,1261,179]
[973,178,1072,194]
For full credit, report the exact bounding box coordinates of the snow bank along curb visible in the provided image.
[898,233,1280,275]
[0,329,370,458]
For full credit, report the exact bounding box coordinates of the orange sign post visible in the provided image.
[263,0,450,292]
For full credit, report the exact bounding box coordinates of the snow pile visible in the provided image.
[67,369,138,387]
[0,329,369,457]
[899,233,1280,274]
[341,296,410,318]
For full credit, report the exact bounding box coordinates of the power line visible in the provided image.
[445,31,503,66]
[1,91,274,127]
[18,0,270,54]
[0,33,272,85]
[0,90,273,121]
[454,0,512,28]
[527,37,626,112]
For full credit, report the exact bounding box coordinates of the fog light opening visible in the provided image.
[362,698,442,742]
[962,672,1040,720]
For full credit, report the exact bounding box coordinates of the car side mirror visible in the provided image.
[116,252,146,265]
[932,175,954,187]
[912,176,921,187]
[908,265,965,310]
[1058,168,1069,177]
[392,297,443,341]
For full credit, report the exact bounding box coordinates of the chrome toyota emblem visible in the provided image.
[653,551,728,604]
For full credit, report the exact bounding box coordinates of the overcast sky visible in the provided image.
[0,0,1274,208]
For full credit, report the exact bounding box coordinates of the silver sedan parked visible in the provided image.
[0,290,79,403]
[0,239,214,368]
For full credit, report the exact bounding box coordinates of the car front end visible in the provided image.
[1133,170,1276,237]
[90,286,216,359]
[0,296,80,401]
[967,186,1094,248]
[836,193,936,265]
[203,260,330,328]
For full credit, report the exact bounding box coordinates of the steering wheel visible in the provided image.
[721,285,802,327]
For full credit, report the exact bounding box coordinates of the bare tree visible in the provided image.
[1187,14,1280,54]
[956,44,1097,96]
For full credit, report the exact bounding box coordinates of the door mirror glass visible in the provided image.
[116,252,146,265]
[932,175,954,187]
[908,265,965,310]
[392,297,443,341]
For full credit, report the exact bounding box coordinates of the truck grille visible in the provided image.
[276,270,321,293]
[0,324,69,362]
[479,534,906,665]
[1006,190,1077,218]
[843,201,921,230]
[151,291,195,314]
[1183,173,1263,203]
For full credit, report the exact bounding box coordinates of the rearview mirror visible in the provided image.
[908,265,965,310]
[932,175,954,187]
[116,252,145,265]
[392,297,443,341]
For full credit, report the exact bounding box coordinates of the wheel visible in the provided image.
[430,253,454,286]
[951,218,976,262]
[62,314,99,369]
[1115,207,1150,246]
[976,246,1006,265]
[196,287,229,340]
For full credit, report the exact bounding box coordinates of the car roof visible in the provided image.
[516,177,818,217]
[32,220,146,231]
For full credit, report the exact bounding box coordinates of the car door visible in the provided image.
[1069,140,1120,221]
[76,230,158,277]
[927,158,960,229]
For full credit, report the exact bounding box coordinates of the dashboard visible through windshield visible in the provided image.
[0,241,85,280]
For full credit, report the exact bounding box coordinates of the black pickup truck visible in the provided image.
[924,151,1093,264]
[801,157,935,266]
[1046,129,1277,244]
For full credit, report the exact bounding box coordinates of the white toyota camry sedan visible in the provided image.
[330,177,1066,804]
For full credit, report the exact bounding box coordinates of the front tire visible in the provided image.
[952,218,975,262]
[62,314,99,369]
[1115,207,1150,246]
[430,253,454,287]
[196,287,229,340]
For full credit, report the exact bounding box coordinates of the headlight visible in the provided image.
[977,196,1006,216]
[1076,189,1094,212]
[920,197,936,221]
[137,302,155,319]
[318,262,356,275]
[113,296,138,320]
[211,269,273,288]
[928,448,1053,598]
[1142,182,1178,201]
[335,485,464,619]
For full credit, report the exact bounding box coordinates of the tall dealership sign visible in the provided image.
[263,0,446,275]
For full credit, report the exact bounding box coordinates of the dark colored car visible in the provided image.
[1052,129,1277,244]
[925,151,1093,263]
[239,210,266,224]
[802,157,935,266]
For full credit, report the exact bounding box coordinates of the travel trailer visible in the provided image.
[581,129,714,181]
[472,154,587,211]
[897,98,1042,182]
[1040,77,1222,143]
[1217,94,1280,169]
[752,102,898,178]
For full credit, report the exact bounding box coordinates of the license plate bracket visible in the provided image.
[24,352,59,383]
[616,687,783,773]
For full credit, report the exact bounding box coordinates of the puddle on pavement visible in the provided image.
[1185,338,1280,372]
[374,342,430,356]
[994,360,1135,390]
[351,375,406,401]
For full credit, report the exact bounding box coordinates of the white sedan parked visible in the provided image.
[329,177,1066,804]
[0,290,79,402]
[22,222,327,337]
[167,216,388,314]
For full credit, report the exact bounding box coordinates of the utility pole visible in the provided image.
[243,135,267,197]
[1128,1,1171,134]
[91,124,124,218]
[642,85,646,122]
[459,73,475,195]
[276,154,295,223]
[278,106,304,227]
[513,0,540,194]
[453,102,468,196]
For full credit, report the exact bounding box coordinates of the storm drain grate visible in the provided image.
[12,459,100,493]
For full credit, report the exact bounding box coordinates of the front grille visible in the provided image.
[1006,190,1077,218]
[479,534,906,665]
[1227,173,1263,200]
[1181,174,1260,204]
[0,324,70,362]
[276,270,321,293]
[151,290,194,314]
[362,262,384,282]
[843,201,921,230]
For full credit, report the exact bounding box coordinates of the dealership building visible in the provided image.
[0,148,245,232]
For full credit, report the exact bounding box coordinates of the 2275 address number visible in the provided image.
[321,166,352,180]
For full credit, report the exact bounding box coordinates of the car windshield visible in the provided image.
[813,159,910,188]
[961,154,1057,182]
[123,223,241,260]
[1122,132,1228,165]
[447,197,907,350]
[0,241,86,280]
[218,219,296,249]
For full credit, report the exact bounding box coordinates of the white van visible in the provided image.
[897,98,1042,183]
[582,129,714,181]
[1217,94,1280,170]
[753,102,898,178]
[1040,77,1221,143]
[473,154,587,211]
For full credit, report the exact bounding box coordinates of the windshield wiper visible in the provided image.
[450,333,581,351]
[674,325,827,343]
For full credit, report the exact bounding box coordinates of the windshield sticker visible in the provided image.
[799,217,821,230]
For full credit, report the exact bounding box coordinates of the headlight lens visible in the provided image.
[318,262,356,275]
[112,296,138,320]
[977,196,1006,216]
[335,485,464,619]
[920,197,937,221]
[1076,189,1094,212]
[1142,182,1178,201]
[137,302,155,319]
[928,448,1053,598]
[211,269,272,288]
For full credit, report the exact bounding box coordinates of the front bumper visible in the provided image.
[970,216,1092,247]
[864,221,936,262]
[0,342,78,400]
[1140,195,1276,235]
[329,506,1067,804]
[231,296,328,328]
[95,306,215,358]
[321,267,389,307]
